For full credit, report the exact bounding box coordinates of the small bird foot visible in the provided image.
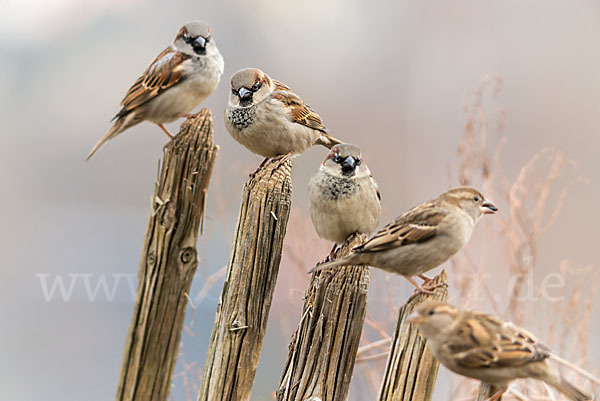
[486,390,505,401]
[328,243,338,260]
[404,275,447,302]
[249,158,270,178]
[417,274,447,291]
[272,152,292,171]
[158,123,174,139]
[177,112,198,119]
[177,113,198,129]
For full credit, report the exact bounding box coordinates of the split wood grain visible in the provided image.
[116,109,218,401]
[377,270,449,401]
[198,157,293,401]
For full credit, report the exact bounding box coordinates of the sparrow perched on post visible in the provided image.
[308,144,381,252]
[224,68,342,160]
[311,187,497,293]
[409,302,592,401]
[87,21,224,160]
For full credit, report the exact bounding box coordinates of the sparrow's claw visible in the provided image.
[328,243,338,259]
[249,158,270,178]
[486,390,505,401]
[272,152,292,172]
[176,112,198,119]
[404,275,447,302]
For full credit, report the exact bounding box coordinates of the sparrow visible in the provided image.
[308,144,381,252]
[310,187,497,293]
[409,302,592,401]
[86,21,224,160]
[224,68,342,160]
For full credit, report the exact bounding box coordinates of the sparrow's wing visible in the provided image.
[273,80,293,92]
[370,174,381,201]
[353,203,447,253]
[114,47,191,119]
[447,312,550,369]
[270,89,327,133]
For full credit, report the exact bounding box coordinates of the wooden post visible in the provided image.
[198,158,293,401]
[276,233,370,401]
[116,109,218,401]
[377,271,448,401]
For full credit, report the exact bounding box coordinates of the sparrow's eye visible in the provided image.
[472,196,480,202]
[333,154,342,163]
[252,82,261,91]
[355,158,362,166]
[427,309,435,316]
[232,89,239,96]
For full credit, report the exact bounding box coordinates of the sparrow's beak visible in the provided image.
[407,311,424,324]
[481,199,498,214]
[193,36,206,49]
[340,156,356,173]
[238,87,253,101]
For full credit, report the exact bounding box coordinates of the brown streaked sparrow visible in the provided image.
[409,302,592,401]
[311,187,497,293]
[86,21,224,160]
[308,144,381,252]
[224,68,342,159]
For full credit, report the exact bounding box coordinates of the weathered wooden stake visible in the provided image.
[277,233,370,401]
[377,271,448,401]
[198,158,293,401]
[116,109,218,401]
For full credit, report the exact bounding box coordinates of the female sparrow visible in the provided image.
[87,21,224,160]
[308,144,381,252]
[311,187,497,293]
[409,302,592,401]
[224,68,342,159]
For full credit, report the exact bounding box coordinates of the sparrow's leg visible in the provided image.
[328,243,338,259]
[157,124,174,139]
[249,158,271,178]
[403,275,436,295]
[176,113,197,119]
[418,274,433,283]
[273,152,292,170]
[419,274,446,291]
[177,113,199,129]
[486,390,505,401]
[417,273,447,291]
[405,275,448,302]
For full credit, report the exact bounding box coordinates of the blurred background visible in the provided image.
[1,0,599,400]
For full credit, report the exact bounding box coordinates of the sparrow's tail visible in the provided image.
[546,375,592,401]
[316,133,343,149]
[308,253,361,274]
[86,114,136,161]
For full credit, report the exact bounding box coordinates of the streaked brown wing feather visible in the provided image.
[449,312,550,369]
[354,203,447,253]
[271,90,327,133]
[273,79,292,92]
[115,48,189,119]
